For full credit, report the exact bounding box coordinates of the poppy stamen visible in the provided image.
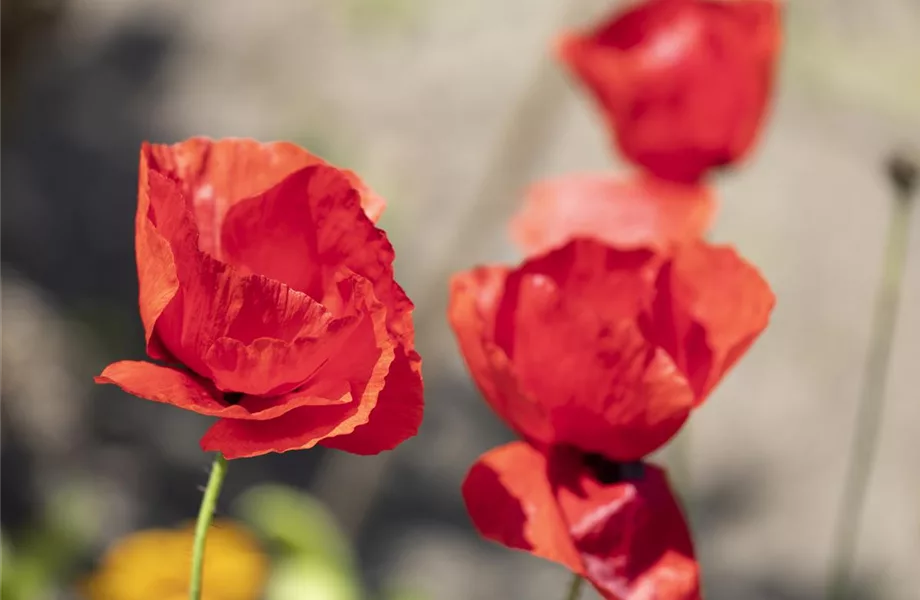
[582,452,645,485]
[223,392,244,405]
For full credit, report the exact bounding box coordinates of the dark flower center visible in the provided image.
[582,452,645,485]
[223,392,244,405]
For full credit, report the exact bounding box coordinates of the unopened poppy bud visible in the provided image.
[558,0,783,182]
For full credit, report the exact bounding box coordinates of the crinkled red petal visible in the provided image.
[143,165,385,397]
[200,296,396,459]
[500,241,693,460]
[96,361,234,416]
[96,361,353,420]
[320,346,424,454]
[549,452,701,600]
[201,400,360,460]
[200,359,391,459]
[203,304,372,397]
[218,160,415,359]
[142,138,384,258]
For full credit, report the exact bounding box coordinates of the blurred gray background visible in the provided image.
[2,0,919,599]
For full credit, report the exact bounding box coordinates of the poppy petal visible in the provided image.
[200,303,396,459]
[204,332,348,397]
[152,252,339,384]
[511,173,715,256]
[653,241,775,402]
[219,162,413,346]
[448,267,555,445]
[498,239,659,345]
[340,231,415,348]
[134,153,182,360]
[549,452,700,600]
[144,144,408,399]
[96,361,352,421]
[462,442,584,574]
[219,164,353,301]
[558,0,782,183]
[95,361,238,417]
[205,278,391,398]
[201,401,358,460]
[200,345,392,458]
[349,175,386,223]
[143,164,356,386]
[320,346,424,454]
[504,241,693,460]
[231,380,354,420]
[142,138,384,258]
[509,285,693,461]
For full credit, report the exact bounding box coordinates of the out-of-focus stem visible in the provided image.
[825,151,917,600]
[565,574,584,600]
[667,425,693,505]
[412,0,603,341]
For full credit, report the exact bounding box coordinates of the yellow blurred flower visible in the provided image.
[81,520,268,600]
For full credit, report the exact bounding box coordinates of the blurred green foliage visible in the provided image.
[235,484,424,600]
[1,483,424,600]
[2,480,101,599]
[237,485,354,565]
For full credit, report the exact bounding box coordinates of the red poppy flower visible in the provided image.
[559,0,782,183]
[463,442,699,599]
[510,172,716,257]
[96,138,423,459]
[448,238,773,461]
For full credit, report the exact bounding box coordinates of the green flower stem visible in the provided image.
[565,574,584,600]
[189,453,229,600]
[826,153,916,599]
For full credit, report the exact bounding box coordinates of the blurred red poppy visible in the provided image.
[448,238,773,461]
[463,442,700,599]
[96,138,423,459]
[510,172,716,256]
[559,0,782,183]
